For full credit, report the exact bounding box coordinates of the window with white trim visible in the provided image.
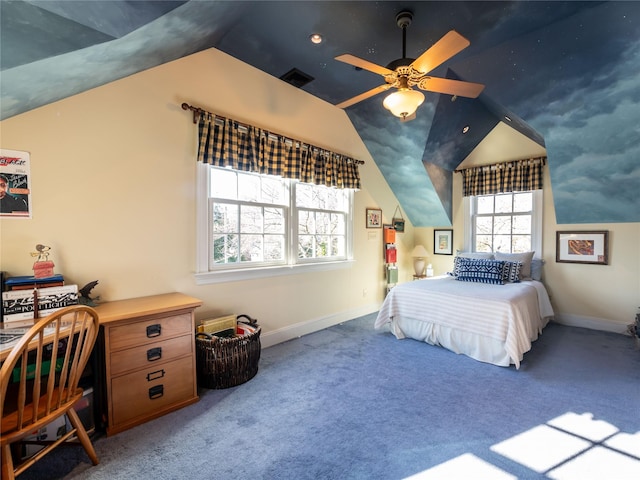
[465,190,542,255]
[197,166,353,280]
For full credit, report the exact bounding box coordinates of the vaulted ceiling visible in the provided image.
[2,1,639,224]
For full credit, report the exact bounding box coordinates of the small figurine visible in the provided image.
[79,280,100,306]
[31,244,51,262]
[31,244,55,278]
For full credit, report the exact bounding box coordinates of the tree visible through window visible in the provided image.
[208,167,351,270]
[472,192,533,253]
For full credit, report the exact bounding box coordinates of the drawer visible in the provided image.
[108,313,192,351]
[111,356,195,427]
[110,334,193,377]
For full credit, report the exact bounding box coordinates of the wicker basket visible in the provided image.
[195,314,261,389]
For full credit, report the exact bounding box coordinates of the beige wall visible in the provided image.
[0,48,410,346]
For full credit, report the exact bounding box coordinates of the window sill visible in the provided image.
[194,260,355,285]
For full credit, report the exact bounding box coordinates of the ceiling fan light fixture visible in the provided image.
[383,88,425,119]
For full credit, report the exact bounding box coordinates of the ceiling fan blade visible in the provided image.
[410,30,470,74]
[417,77,485,98]
[335,54,394,76]
[336,84,391,109]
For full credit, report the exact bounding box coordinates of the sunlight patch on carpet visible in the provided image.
[491,412,640,478]
[403,453,516,480]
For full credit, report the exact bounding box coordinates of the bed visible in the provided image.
[374,266,554,368]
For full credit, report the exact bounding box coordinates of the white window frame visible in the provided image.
[463,190,543,256]
[195,163,354,285]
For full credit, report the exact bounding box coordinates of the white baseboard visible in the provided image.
[260,303,379,349]
[553,313,630,335]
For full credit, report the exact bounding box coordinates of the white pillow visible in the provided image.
[494,251,535,280]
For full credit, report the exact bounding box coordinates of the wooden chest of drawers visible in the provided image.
[96,293,202,436]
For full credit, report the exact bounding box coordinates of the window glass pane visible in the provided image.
[210,169,237,199]
[296,183,314,208]
[331,236,345,256]
[476,216,492,235]
[513,192,532,212]
[240,235,263,261]
[261,176,286,205]
[512,215,531,234]
[212,203,238,233]
[298,235,314,258]
[495,194,513,213]
[475,236,493,252]
[238,173,260,202]
[315,235,330,257]
[298,210,314,234]
[212,234,238,264]
[264,235,284,260]
[264,207,285,234]
[512,235,532,253]
[493,215,512,235]
[316,212,330,235]
[332,213,345,235]
[494,235,512,252]
[241,206,263,233]
[477,196,494,214]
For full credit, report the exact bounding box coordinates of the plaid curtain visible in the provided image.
[460,157,546,197]
[197,113,361,189]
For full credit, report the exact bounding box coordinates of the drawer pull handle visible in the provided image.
[149,384,164,399]
[147,347,162,362]
[146,369,165,381]
[146,324,162,338]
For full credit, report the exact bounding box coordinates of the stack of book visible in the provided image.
[2,274,78,323]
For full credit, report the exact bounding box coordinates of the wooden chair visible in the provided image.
[1,305,100,479]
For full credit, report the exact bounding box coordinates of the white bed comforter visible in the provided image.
[374,276,554,368]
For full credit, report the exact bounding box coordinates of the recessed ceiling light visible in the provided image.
[462,125,470,134]
[309,33,323,44]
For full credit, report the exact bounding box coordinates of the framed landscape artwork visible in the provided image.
[434,229,453,255]
[556,230,609,265]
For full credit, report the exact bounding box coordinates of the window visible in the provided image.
[465,190,542,255]
[196,165,353,283]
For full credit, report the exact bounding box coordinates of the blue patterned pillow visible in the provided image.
[503,261,523,283]
[455,258,506,285]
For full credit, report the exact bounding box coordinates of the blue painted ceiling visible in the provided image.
[1,1,639,224]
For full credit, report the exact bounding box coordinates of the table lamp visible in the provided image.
[411,245,430,276]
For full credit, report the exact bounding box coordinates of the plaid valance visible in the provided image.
[459,157,546,197]
[196,112,362,189]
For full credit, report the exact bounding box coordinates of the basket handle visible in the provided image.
[195,332,213,340]
[237,314,258,327]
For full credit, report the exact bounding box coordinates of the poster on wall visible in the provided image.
[0,148,31,218]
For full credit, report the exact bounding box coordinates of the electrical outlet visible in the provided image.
[362,288,367,297]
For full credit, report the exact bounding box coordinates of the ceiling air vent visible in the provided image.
[279,68,314,88]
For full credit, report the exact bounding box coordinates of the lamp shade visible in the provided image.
[383,89,425,119]
[411,245,429,277]
[411,245,429,258]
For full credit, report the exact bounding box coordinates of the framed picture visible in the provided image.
[556,230,609,265]
[434,229,453,255]
[366,208,382,229]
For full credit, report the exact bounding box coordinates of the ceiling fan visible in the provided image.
[335,11,485,121]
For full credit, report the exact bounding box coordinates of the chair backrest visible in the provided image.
[0,305,100,436]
